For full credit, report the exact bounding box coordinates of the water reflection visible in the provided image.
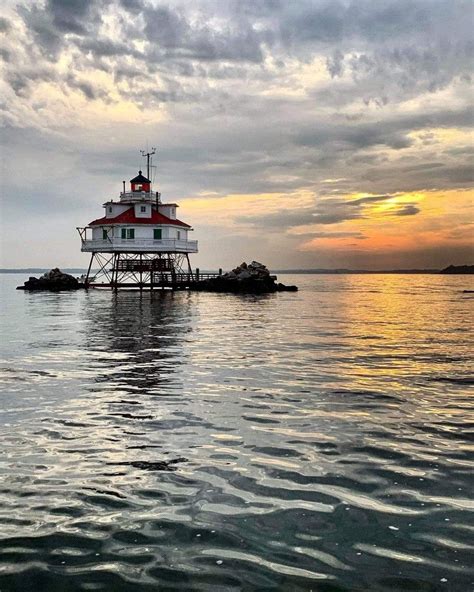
[81,290,193,395]
[0,274,473,591]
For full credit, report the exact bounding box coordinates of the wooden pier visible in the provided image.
[87,269,222,290]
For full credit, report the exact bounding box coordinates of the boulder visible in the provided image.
[237,269,252,280]
[17,268,85,291]
[223,270,237,280]
[193,261,298,294]
[248,261,265,270]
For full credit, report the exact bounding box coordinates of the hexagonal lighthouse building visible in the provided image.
[77,166,198,289]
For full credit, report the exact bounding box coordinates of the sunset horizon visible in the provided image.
[1,0,472,271]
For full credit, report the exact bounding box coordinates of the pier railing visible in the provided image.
[150,272,221,285]
[88,272,222,289]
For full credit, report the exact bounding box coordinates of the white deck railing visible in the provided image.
[81,238,198,253]
[119,191,160,203]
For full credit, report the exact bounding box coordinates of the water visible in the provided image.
[0,273,473,591]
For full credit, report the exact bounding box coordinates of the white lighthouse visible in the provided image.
[77,155,198,289]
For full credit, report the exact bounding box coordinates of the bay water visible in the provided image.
[0,273,473,591]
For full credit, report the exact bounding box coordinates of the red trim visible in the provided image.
[89,207,191,228]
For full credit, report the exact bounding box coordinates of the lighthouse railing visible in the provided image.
[80,238,198,253]
[119,191,160,203]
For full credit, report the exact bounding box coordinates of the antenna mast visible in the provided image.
[140,147,156,181]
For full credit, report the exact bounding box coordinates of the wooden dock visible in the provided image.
[87,271,221,290]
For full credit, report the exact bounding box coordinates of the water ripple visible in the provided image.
[1,273,473,591]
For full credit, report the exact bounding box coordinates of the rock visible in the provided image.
[193,261,298,293]
[276,283,298,292]
[17,268,85,291]
[223,271,237,280]
[237,270,252,280]
[248,261,265,270]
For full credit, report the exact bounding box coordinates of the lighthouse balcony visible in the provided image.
[120,191,160,203]
[80,238,198,253]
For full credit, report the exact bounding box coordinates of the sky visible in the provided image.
[0,0,473,270]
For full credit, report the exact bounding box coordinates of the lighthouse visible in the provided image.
[77,156,198,289]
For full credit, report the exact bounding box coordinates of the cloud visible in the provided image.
[291,230,367,240]
[239,194,399,230]
[65,75,106,100]
[5,0,473,122]
[18,0,102,58]
[0,0,472,269]
[349,194,394,206]
[395,204,420,216]
[0,17,12,33]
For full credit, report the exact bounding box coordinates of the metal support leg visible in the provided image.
[85,253,95,288]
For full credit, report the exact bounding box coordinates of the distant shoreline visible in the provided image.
[273,265,474,274]
[2,265,473,275]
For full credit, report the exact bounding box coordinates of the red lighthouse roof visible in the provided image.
[89,207,191,227]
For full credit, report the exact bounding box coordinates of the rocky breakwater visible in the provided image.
[17,268,85,291]
[194,261,297,293]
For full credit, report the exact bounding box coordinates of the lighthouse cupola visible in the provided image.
[130,171,151,193]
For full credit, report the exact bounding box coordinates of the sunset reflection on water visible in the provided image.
[0,273,473,591]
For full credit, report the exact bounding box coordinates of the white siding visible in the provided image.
[105,203,129,218]
[134,203,152,218]
[158,204,177,219]
[92,226,108,240]
[91,224,187,240]
[132,226,151,239]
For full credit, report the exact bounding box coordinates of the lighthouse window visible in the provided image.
[140,206,146,213]
[177,231,181,240]
[108,206,112,213]
[102,229,108,240]
[121,228,135,239]
[154,229,162,240]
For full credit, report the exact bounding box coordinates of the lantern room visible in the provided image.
[130,171,151,192]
